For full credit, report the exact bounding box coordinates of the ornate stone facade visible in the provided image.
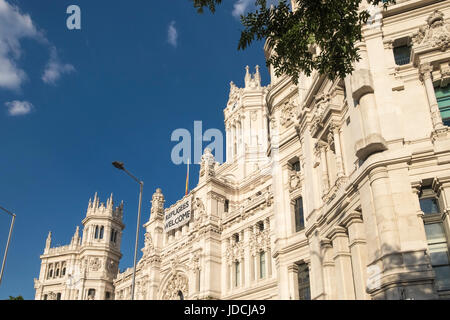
[34,194,125,300]
[37,0,450,300]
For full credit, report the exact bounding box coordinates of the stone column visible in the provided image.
[318,142,330,194]
[369,166,401,256]
[420,63,445,130]
[329,227,356,300]
[307,230,325,299]
[330,123,345,178]
[342,212,369,300]
[244,227,252,288]
[320,239,336,300]
[287,264,299,300]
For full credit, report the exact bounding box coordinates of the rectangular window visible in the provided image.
[424,223,450,291]
[435,85,450,127]
[260,251,266,279]
[292,161,301,172]
[419,189,450,292]
[235,261,240,287]
[294,198,305,232]
[297,263,311,300]
[224,200,229,213]
[56,293,61,300]
[393,45,411,66]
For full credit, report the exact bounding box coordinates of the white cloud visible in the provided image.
[42,47,75,85]
[5,100,34,116]
[232,0,253,18]
[0,0,41,90]
[0,0,74,90]
[167,21,178,48]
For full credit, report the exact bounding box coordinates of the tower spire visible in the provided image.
[245,65,251,88]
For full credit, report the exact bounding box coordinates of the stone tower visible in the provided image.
[79,193,125,300]
[224,65,270,179]
[34,193,125,300]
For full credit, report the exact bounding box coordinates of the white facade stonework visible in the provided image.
[36,0,450,300]
[34,194,125,300]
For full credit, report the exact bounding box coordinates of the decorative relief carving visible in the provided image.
[199,148,216,179]
[249,225,271,256]
[228,81,242,109]
[162,273,189,300]
[226,239,244,265]
[151,188,165,219]
[141,232,154,258]
[280,97,298,128]
[412,10,450,51]
[89,257,102,272]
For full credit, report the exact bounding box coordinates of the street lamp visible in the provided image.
[112,161,143,300]
[0,206,16,287]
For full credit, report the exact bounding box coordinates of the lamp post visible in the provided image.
[112,161,143,300]
[0,206,16,287]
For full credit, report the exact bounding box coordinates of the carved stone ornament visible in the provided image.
[162,273,189,300]
[289,172,302,192]
[192,197,206,227]
[412,10,450,51]
[151,188,165,218]
[228,81,242,108]
[199,148,216,179]
[141,232,154,257]
[226,240,244,265]
[249,227,271,256]
[280,98,298,127]
[89,257,102,272]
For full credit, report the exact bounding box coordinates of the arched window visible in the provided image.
[94,226,99,239]
[233,233,240,243]
[259,251,266,279]
[99,226,104,239]
[177,291,184,300]
[61,267,66,277]
[110,229,115,242]
[113,230,118,243]
[48,269,53,279]
[55,268,59,277]
[56,293,61,300]
[224,200,229,213]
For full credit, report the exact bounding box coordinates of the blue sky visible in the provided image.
[0,0,270,299]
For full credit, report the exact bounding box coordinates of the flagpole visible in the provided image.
[185,158,190,196]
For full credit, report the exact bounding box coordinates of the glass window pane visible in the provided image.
[260,252,266,279]
[428,243,450,266]
[295,198,305,232]
[297,263,311,300]
[424,223,446,242]
[419,198,440,215]
[434,266,450,290]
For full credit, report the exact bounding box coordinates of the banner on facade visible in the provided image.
[164,197,191,232]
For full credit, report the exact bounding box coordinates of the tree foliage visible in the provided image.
[191,0,396,83]
[8,295,24,300]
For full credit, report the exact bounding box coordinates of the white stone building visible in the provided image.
[34,194,125,300]
[36,0,450,300]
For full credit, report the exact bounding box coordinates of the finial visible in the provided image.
[245,65,251,87]
[45,231,52,249]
